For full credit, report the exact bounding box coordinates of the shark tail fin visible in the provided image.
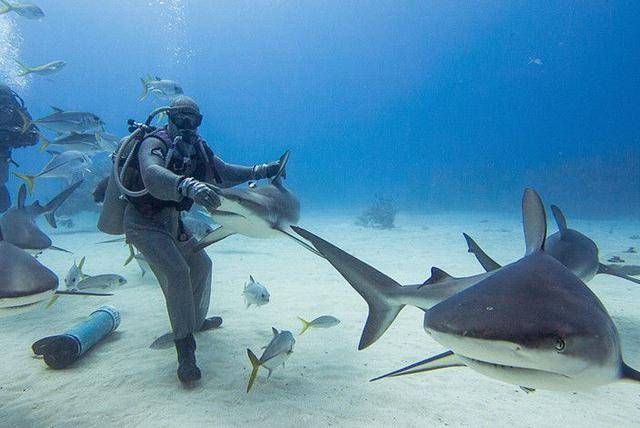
[598,263,640,285]
[622,362,640,383]
[298,317,311,335]
[14,59,31,76]
[463,233,501,272]
[139,77,149,100]
[44,212,57,228]
[13,172,35,196]
[246,349,261,393]
[42,180,83,227]
[291,226,405,350]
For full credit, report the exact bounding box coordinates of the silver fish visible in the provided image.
[15,59,64,76]
[298,315,340,335]
[139,75,183,100]
[24,106,104,135]
[14,150,92,194]
[75,274,127,290]
[242,275,270,308]
[43,132,104,153]
[246,327,295,392]
[64,256,89,289]
[0,1,45,19]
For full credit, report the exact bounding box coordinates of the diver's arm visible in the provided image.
[209,155,279,188]
[137,137,183,202]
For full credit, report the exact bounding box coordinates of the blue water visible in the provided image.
[3,0,639,216]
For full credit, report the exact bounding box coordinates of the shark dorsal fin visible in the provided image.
[17,184,27,209]
[522,188,547,256]
[50,106,64,113]
[422,267,453,286]
[270,150,290,185]
[272,327,279,337]
[550,205,568,238]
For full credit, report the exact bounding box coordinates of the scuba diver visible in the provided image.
[0,85,38,212]
[99,95,282,384]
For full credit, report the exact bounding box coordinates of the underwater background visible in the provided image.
[1,0,638,217]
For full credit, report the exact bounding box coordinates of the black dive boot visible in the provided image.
[174,334,201,384]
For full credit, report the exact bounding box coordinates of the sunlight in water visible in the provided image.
[151,0,193,66]
[0,15,28,89]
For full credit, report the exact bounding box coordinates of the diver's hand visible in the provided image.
[253,160,283,179]
[177,177,221,211]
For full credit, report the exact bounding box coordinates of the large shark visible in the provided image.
[195,151,320,256]
[0,226,111,317]
[290,230,497,350]
[464,204,640,285]
[294,190,640,391]
[0,182,82,255]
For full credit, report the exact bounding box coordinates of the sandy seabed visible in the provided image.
[1,212,639,427]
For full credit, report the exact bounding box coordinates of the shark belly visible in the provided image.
[0,289,55,316]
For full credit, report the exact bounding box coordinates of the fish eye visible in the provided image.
[555,338,566,352]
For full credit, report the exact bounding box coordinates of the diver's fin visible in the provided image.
[277,227,325,258]
[246,349,261,393]
[462,233,501,272]
[14,173,35,196]
[270,150,290,185]
[597,263,640,285]
[292,226,405,350]
[370,351,463,382]
[42,180,83,227]
[522,188,547,256]
[550,205,569,238]
[49,245,72,254]
[193,226,236,252]
[298,317,311,335]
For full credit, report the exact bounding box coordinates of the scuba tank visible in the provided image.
[97,107,170,235]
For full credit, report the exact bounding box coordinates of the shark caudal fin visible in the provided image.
[550,205,569,237]
[13,172,35,196]
[193,226,236,252]
[292,226,405,350]
[462,233,501,272]
[522,188,547,256]
[14,59,31,76]
[298,317,311,335]
[598,263,640,285]
[246,349,261,392]
[41,180,83,227]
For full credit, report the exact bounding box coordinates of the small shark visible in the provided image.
[369,189,640,391]
[0,182,81,254]
[195,151,320,256]
[464,204,640,285]
[0,227,111,317]
[246,327,295,392]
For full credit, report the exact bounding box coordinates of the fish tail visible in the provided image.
[14,58,31,76]
[139,77,149,100]
[124,244,135,266]
[13,172,35,196]
[37,131,51,152]
[0,0,11,14]
[246,349,261,393]
[16,108,33,134]
[297,317,311,335]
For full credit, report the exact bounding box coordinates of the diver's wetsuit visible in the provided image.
[124,130,274,340]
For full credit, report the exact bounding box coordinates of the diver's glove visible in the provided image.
[252,160,283,180]
[177,177,221,211]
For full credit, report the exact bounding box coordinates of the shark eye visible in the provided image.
[555,339,566,352]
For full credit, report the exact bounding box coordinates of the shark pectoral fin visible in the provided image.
[54,290,114,297]
[291,226,404,350]
[463,233,501,272]
[193,226,236,252]
[277,227,325,258]
[370,351,463,382]
[621,362,640,383]
[149,332,175,350]
[49,245,72,254]
[44,212,57,228]
[598,263,640,285]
